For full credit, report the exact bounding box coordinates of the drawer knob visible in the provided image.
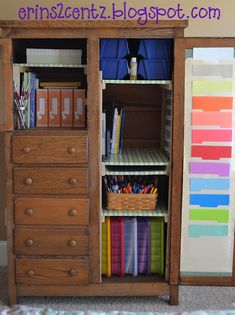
[68,209,78,216]
[69,269,77,276]
[23,146,31,153]
[27,270,35,277]
[25,239,34,247]
[24,178,33,185]
[68,147,76,154]
[68,240,77,247]
[69,178,78,185]
[25,208,34,216]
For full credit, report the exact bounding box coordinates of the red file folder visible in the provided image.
[111,218,124,276]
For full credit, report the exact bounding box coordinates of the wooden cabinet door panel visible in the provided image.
[0,39,13,131]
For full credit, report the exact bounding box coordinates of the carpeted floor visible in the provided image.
[1,266,235,313]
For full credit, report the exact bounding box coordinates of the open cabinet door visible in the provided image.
[87,36,102,284]
[177,38,235,285]
[0,38,16,304]
[0,38,13,131]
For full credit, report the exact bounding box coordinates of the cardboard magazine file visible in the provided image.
[74,89,86,128]
[36,89,48,127]
[48,89,61,127]
[61,89,73,127]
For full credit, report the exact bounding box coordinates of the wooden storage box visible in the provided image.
[106,192,158,211]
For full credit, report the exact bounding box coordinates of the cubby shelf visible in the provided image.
[102,79,172,85]
[103,202,168,219]
[103,149,169,175]
[104,166,168,175]
[104,148,169,166]
[13,63,86,68]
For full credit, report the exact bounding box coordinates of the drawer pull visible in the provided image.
[24,178,33,185]
[68,209,78,216]
[27,270,35,277]
[23,146,31,153]
[69,178,78,185]
[25,239,34,247]
[68,147,76,154]
[25,208,34,216]
[69,269,77,276]
[68,240,77,247]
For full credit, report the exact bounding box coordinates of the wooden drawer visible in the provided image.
[15,228,88,255]
[12,135,88,164]
[14,167,88,195]
[15,198,89,225]
[16,258,89,285]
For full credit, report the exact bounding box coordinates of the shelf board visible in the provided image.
[102,79,172,85]
[104,148,169,166]
[13,63,86,68]
[104,166,168,175]
[102,275,165,283]
[13,128,87,136]
[103,202,168,218]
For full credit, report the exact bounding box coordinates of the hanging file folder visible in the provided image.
[111,218,124,276]
[124,218,138,276]
[137,218,151,275]
[150,218,164,275]
[102,217,111,276]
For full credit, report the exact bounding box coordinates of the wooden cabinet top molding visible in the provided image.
[0,20,188,39]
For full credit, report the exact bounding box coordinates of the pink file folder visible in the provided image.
[192,112,232,128]
[192,130,232,144]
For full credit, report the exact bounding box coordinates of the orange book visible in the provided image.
[61,89,73,127]
[73,89,86,128]
[36,89,48,127]
[48,89,61,127]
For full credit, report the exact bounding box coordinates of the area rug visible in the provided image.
[1,307,235,315]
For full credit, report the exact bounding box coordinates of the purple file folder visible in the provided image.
[190,162,230,177]
[124,218,135,275]
[137,218,151,275]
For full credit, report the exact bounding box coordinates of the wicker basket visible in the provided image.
[106,192,158,211]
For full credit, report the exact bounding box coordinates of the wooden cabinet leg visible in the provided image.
[8,293,17,306]
[169,285,179,305]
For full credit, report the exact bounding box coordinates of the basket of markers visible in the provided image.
[104,175,158,211]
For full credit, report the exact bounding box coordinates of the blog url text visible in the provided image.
[18,2,221,25]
